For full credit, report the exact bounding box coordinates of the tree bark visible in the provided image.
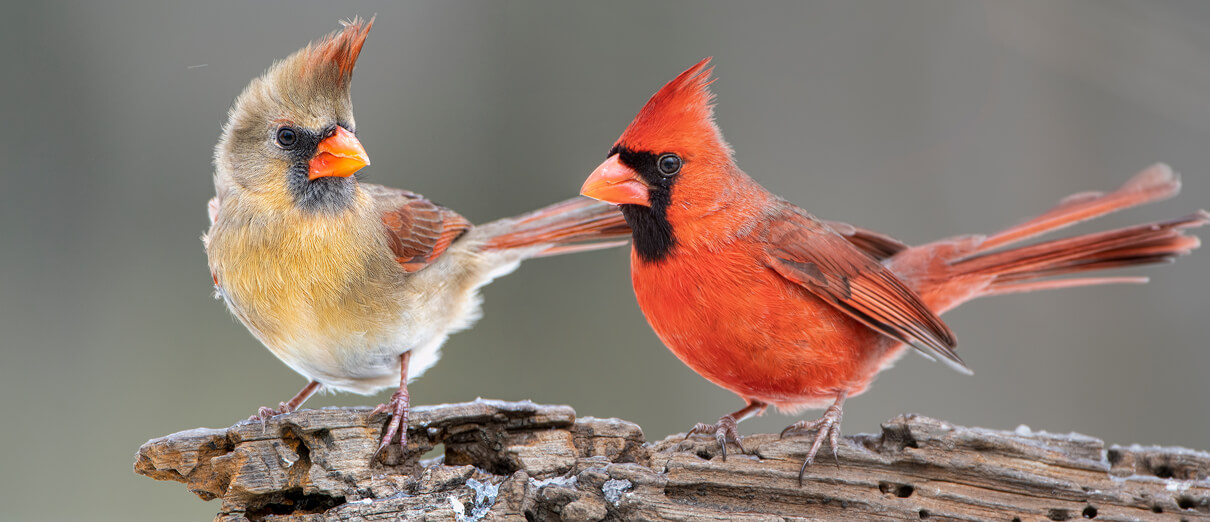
[134,400,1210,521]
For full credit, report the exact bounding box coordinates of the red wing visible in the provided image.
[364,184,472,273]
[764,207,967,372]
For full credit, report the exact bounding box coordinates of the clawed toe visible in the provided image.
[370,352,413,464]
[371,388,410,462]
[683,402,768,461]
[686,415,745,459]
[783,417,842,483]
[780,393,848,485]
[249,401,291,422]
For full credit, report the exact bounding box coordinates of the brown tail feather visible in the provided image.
[482,197,631,254]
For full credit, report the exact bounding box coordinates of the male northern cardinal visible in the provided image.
[580,58,1207,480]
[204,18,629,456]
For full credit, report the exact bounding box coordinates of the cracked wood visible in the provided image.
[134,400,1210,521]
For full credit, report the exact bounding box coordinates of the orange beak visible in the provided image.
[580,155,650,207]
[308,126,370,180]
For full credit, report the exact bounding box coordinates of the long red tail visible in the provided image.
[902,165,1207,312]
[481,196,631,256]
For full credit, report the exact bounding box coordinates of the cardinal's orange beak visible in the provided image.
[308,126,370,180]
[581,155,650,207]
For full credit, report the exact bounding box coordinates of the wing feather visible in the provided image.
[363,183,472,273]
[763,206,968,372]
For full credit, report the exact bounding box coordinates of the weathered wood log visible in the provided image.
[134,399,1210,521]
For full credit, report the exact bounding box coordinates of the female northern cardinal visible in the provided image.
[580,58,1207,480]
[204,18,629,456]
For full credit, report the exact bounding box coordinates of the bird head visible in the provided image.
[580,58,741,261]
[214,17,374,213]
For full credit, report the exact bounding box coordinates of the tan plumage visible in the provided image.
[204,18,629,454]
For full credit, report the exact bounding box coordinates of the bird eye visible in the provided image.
[657,154,682,176]
[275,127,298,148]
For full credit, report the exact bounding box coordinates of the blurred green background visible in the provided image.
[2,1,1208,520]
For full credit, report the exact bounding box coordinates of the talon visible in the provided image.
[370,352,412,464]
[370,402,388,418]
[686,422,711,440]
[253,405,278,421]
[372,389,410,459]
[781,392,848,486]
[798,454,812,486]
[247,381,322,433]
[682,402,767,461]
[686,417,742,458]
[684,404,762,460]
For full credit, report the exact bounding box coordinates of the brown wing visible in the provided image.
[822,220,908,260]
[764,206,967,372]
[364,184,473,273]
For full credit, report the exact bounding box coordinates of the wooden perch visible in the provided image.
[135,400,1210,521]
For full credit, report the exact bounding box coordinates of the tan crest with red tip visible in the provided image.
[302,16,374,88]
[616,57,730,159]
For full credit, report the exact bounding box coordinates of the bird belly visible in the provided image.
[632,251,894,411]
[213,230,515,396]
[216,278,427,394]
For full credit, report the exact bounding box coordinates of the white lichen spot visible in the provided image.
[1117,443,1210,460]
[463,478,500,521]
[602,479,632,506]
[1014,424,1033,437]
[450,494,467,522]
[529,475,578,489]
[1166,480,1192,492]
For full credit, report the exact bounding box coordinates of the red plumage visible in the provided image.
[581,59,1207,479]
[618,58,728,160]
[302,16,373,87]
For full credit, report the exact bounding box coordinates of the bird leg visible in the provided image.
[780,391,848,484]
[371,351,411,460]
[249,380,321,421]
[686,400,768,460]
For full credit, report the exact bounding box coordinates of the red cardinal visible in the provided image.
[205,18,629,457]
[580,58,1207,479]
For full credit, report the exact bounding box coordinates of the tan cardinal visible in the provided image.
[204,18,629,455]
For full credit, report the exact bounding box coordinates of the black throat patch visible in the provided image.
[285,125,357,214]
[287,166,357,214]
[613,145,677,263]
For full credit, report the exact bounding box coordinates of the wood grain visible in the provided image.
[134,400,1210,521]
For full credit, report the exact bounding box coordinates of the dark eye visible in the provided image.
[275,127,298,148]
[657,153,682,176]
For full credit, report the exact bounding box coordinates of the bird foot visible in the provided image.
[370,387,410,461]
[247,381,321,427]
[248,402,298,435]
[780,401,845,484]
[249,401,295,422]
[686,414,746,460]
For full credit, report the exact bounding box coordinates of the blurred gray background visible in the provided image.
[1,1,1208,520]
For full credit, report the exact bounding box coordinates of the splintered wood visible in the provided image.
[135,400,1210,521]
